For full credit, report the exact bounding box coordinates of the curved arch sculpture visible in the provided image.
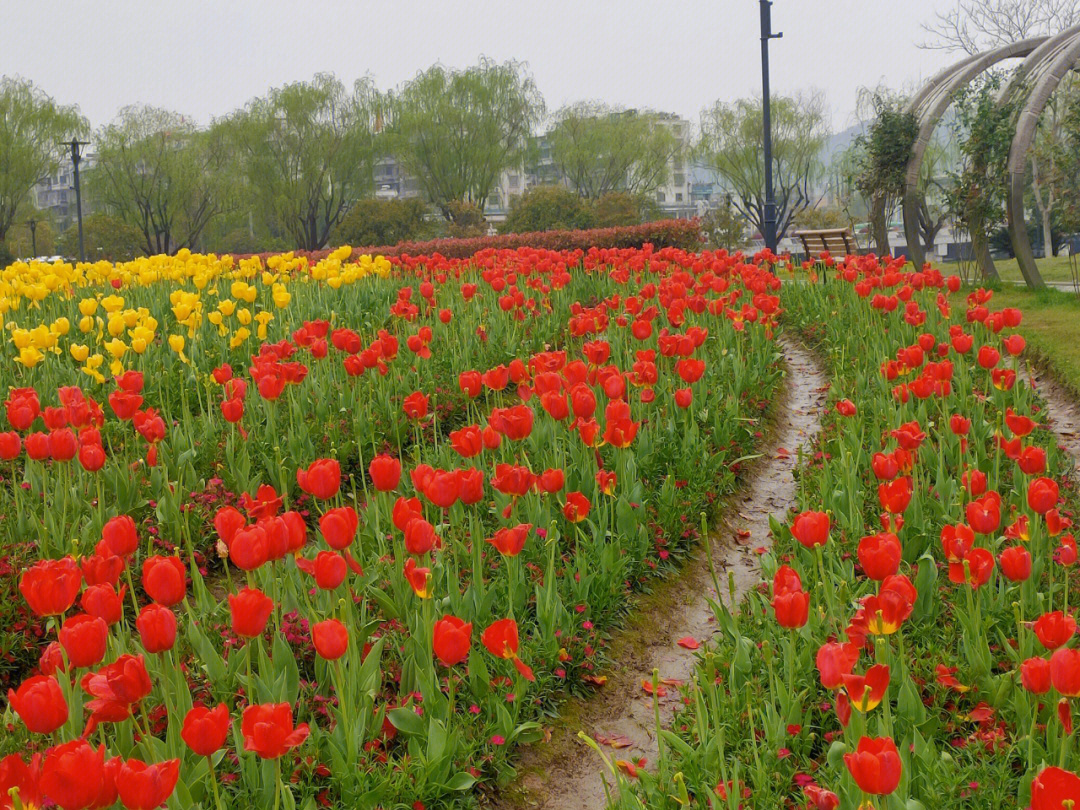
[901,37,1045,272]
[1006,29,1080,287]
[901,27,1080,286]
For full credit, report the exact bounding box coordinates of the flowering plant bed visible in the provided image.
[601,255,1080,809]
[0,244,782,808]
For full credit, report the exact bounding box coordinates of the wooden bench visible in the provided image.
[793,227,861,259]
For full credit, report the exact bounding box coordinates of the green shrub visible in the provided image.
[500,185,595,234]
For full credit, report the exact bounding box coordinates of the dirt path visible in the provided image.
[1029,366,1080,474]
[496,338,827,810]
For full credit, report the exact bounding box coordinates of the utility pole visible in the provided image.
[64,139,90,262]
[759,0,782,253]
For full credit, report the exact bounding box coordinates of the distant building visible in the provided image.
[651,114,695,220]
[32,151,95,232]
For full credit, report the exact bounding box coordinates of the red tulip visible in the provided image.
[403,558,431,598]
[489,405,534,441]
[229,587,274,638]
[392,496,423,532]
[404,518,437,556]
[999,545,1032,582]
[1051,647,1080,697]
[296,551,347,590]
[58,613,108,668]
[136,604,177,653]
[0,430,21,459]
[319,506,358,550]
[458,370,482,398]
[676,358,705,384]
[835,398,856,417]
[842,664,890,712]
[1031,766,1080,809]
[772,588,810,629]
[403,391,429,420]
[7,675,68,733]
[816,641,860,689]
[312,618,349,660]
[102,515,139,557]
[949,414,970,435]
[563,492,591,523]
[857,533,901,581]
[1029,477,1060,515]
[181,703,231,756]
[1034,611,1077,651]
[19,557,82,616]
[81,583,126,625]
[966,492,1001,535]
[141,555,185,607]
[369,454,402,491]
[229,524,269,571]
[843,736,902,795]
[1021,657,1052,694]
[241,703,310,759]
[296,458,341,500]
[482,617,535,680]
[432,615,472,666]
[80,654,152,712]
[488,524,530,557]
[878,477,911,514]
[791,511,829,548]
[116,758,180,810]
[423,469,461,509]
[0,752,43,810]
[40,740,106,810]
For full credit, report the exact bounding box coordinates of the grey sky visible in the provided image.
[2,0,960,133]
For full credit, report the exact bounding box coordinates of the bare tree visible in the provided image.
[921,0,1080,54]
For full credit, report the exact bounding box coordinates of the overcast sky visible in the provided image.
[2,0,963,133]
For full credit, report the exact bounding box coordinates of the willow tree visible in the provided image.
[387,59,545,220]
[91,105,234,255]
[696,94,828,241]
[854,94,919,255]
[546,103,680,199]
[227,74,381,250]
[0,77,86,247]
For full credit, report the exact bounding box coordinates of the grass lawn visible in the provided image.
[985,254,1079,286]
[982,284,1080,396]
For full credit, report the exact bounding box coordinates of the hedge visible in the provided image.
[238,219,703,262]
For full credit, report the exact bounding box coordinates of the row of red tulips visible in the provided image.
[601,253,1080,809]
[1,244,783,807]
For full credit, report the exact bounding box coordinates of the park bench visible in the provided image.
[792,227,862,260]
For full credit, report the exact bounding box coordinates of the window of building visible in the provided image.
[509,174,520,189]
[656,191,666,203]
[674,174,685,187]
[676,193,683,202]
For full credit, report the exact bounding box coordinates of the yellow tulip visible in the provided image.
[70,343,90,362]
[168,334,185,353]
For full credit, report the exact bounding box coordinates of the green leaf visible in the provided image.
[387,707,426,737]
[443,772,478,791]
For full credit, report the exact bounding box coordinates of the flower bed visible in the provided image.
[605,255,1080,809]
[0,244,781,807]
[239,218,704,261]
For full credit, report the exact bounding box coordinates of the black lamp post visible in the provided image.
[759,0,782,253]
[27,218,37,258]
[64,139,90,262]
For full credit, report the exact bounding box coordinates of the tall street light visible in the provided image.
[759,0,782,253]
[63,139,90,262]
[27,218,37,258]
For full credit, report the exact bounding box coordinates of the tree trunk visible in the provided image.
[1041,207,1053,260]
[1031,156,1054,260]
[870,194,890,256]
